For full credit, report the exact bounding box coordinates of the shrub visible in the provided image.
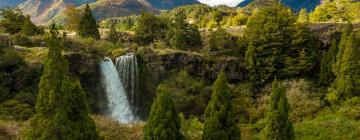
[93,115,143,140]
[295,114,360,140]
[11,34,33,47]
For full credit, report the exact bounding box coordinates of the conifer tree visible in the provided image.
[327,32,360,104]
[78,4,100,40]
[165,14,202,50]
[20,16,39,36]
[297,8,309,23]
[202,71,240,140]
[143,84,183,140]
[264,78,294,140]
[108,23,118,43]
[319,39,337,85]
[332,22,353,75]
[24,24,100,140]
[244,3,295,88]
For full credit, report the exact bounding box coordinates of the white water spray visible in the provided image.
[99,57,135,123]
[115,53,138,114]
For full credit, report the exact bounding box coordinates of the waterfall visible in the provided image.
[99,57,135,123]
[115,53,139,115]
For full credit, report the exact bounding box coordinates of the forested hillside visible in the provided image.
[0,0,359,140]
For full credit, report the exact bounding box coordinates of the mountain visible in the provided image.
[238,0,321,12]
[87,0,157,22]
[145,0,199,9]
[18,0,96,24]
[0,0,25,8]
[17,0,173,25]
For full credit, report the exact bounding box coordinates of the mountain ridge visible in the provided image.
[238,0,321,12]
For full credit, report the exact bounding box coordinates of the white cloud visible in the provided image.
[198,0,245,7]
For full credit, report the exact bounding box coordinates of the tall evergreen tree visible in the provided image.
[319,39,337,85]
[143,84,183,140]
[134,13,168,45]
[327,32,360,104]
[20,16,39,36]
[24,24,100,140]
[244,3,295,89]
[78,4,100,40]
[165,14,202,50]
[108,23,118,43]
[202,71,240,140]
[245,3,317,89]
[297,8,309,23]
[264,78,294,140]
[332,22,353,75]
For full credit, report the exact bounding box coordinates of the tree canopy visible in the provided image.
[143,84,183,140]
[202,71,240,140]
[78,4,100,40]
[24,24,100,140]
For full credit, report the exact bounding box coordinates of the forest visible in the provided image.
[0,0,359,140]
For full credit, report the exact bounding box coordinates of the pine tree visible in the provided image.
[327,32,360,104]
[20,16,38,36]
[332,22,353,75]
[108,23,118,43]
[202,71,240,140]
[24,24,100,140]
[319,39,337,85]
[143,84,183,140]
[165,14,202,50]
[134,13,168,45]
[264,78,294,140]
[297,8,309,23]
[244,3,296,88]
[78,4,100,40]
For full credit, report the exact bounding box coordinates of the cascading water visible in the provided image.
[115,53,139,115]
[99,57,135,123]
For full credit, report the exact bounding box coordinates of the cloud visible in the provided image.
[198,0,245,7]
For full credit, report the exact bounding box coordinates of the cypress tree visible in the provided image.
[319,39,337,85]
[78,4,100,40]
[264,78,294,140]
[108,23,118,43]
[143,84,183,140]
[202,71,240,140]
[327,32,360,104]
[24,24,100,140]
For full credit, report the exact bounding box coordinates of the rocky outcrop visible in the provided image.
[138,48,247,83]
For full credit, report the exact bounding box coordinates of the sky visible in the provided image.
[198,0,245,7]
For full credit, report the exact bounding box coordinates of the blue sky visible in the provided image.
[198,0,245,7]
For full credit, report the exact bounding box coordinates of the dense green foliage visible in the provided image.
[24,24,100,140]
[165,15,202,50]
[327,31,360,104]
[20,16,43,36]
[134,13,168,45]
[0,47,39,120]
[202,71,240,140]
[164,71,207,117]
[143,85,183,140]
[108,23,118,43]
[319,39,337,85]
[263,78,294,140]
[296,9,309,23]
[0,8,43,36]
[309,0,360,23]
[206,28,237,52]
[244,3,317,89]
[78,4,100,40]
